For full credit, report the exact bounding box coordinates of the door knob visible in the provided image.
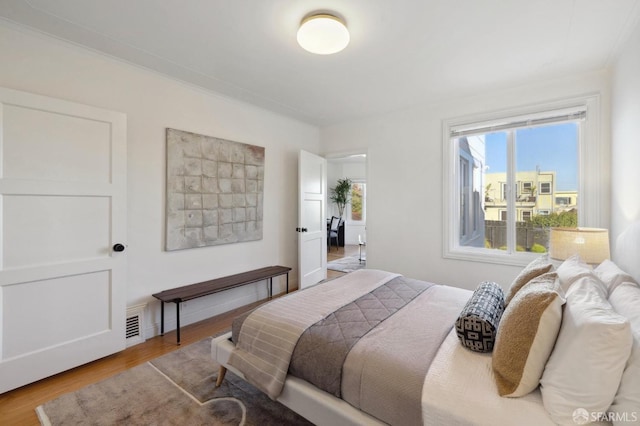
[113,243,126,252]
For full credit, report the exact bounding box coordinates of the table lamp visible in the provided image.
[549,227,610,265]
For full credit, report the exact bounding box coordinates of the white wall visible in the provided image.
[0,22,320,337]
[321,71,611,291]
[611,21,640,257]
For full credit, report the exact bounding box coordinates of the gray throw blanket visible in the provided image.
[341,284,468,426]
[227,269,400,399]
[228,270,468,425]
[289,276,434,397]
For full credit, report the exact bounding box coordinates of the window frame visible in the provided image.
[442,95,604,266]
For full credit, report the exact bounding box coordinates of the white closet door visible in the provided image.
[0,87,127,393]
[298,150,327,289]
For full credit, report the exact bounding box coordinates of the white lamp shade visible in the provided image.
[297,14,350,55]
[549,227,610,264]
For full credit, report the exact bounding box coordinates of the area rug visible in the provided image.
[36,336,312,426]
[327,255,366,273]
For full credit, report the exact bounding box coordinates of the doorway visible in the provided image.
[326,153,367,277]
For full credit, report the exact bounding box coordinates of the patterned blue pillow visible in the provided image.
[455,282,505,353]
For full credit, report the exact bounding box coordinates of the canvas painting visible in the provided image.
[165,128,264,250]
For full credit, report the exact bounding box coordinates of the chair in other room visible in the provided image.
[328,216,341,251]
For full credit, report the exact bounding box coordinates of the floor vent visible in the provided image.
[126,304,147,348]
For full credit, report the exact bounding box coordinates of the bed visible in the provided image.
[212,223,640,426]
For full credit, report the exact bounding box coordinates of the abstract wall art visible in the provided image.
[165,128,264,250]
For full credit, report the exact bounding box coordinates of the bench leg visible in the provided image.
[176,302,181,345]
[215,366,227,387]
[160,302,165,335]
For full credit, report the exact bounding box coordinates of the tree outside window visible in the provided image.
[350,183,365,221]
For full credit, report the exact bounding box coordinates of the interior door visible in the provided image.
[0,87,127,393]
[297,150,327,289]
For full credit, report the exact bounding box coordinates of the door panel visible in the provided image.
[3,195,111,267]
[0,87,127,393]
[3,104,111,183]
[2,270,111,358]
[298,151,326,289]
[302,198,323,233]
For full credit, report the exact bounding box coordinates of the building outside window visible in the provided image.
[443,96,603,265]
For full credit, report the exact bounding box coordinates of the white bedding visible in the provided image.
[421,329,612,426]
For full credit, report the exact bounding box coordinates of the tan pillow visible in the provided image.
[492,272,564,397]
[504,256,554,306]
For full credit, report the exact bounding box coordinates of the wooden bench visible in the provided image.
[152,265,291,344]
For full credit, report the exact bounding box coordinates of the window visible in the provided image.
[556,197,571,205]
[540,182,551,194]
[350,182,365,222]
[443,95,605,265]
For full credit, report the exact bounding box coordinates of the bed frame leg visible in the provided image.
[215,366,227,387]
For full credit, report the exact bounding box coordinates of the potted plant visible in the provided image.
[329,178,352,218]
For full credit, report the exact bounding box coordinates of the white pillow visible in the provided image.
[608,282,640,426]
[556,254,591,294]
[595,259,639,295]
[540,273,633,425]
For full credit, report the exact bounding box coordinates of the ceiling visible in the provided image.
[2,0,639,127]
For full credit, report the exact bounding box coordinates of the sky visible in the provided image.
[485,122,578,191]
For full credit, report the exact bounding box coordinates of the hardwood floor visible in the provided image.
[0,247,359,425]
[0,300,265,426]
[327,244,361,280]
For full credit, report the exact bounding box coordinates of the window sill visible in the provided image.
[443,247,544,267]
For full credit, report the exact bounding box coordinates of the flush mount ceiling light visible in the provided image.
[297,13,350,55]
